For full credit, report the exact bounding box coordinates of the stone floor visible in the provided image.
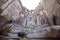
[0,23,60,40]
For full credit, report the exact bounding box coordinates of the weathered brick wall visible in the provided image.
[0,0,8,7]
[1,0,22,20]
[39,0,60,25]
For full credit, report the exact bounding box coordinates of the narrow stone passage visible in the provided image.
[0,0,60,40]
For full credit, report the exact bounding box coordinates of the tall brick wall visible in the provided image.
[39,0,60,25]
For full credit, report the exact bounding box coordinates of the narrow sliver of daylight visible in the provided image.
[20,0,40,10]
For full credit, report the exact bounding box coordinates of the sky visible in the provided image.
[20,0,40,10]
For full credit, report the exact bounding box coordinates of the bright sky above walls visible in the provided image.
[20,0,40,10]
